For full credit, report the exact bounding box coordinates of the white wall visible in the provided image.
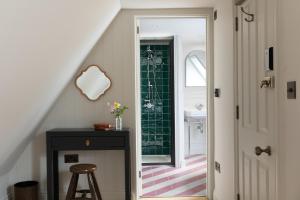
[184,87,207,110]
[213,0,236,200]
[2,9,213,200]
[277,0,300,199]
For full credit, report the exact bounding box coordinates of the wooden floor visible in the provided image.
[141,197,208,200]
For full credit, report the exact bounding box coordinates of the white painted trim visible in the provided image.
[134,16,142,199]
[206,11,215,200]
[174,35,186,168]
[134,12,214,200]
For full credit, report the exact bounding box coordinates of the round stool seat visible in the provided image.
[70,164,96,174]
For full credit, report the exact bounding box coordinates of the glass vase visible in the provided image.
[115,116,122,130]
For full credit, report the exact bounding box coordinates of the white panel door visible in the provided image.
[237,0,277,199]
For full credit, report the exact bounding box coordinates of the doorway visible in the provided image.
[135,16,213,199]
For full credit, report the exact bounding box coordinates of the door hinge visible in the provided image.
[214,10,218,20]
[235,17,239,31]
[137,26,140,34]
[236,105,240,120]
[237,193,240,200]
[139,170,141,178]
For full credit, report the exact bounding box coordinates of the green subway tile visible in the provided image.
[154,72,163,79]
[148,112,155,119]
[162,72,169,78]
[162,93,170,99]
[149,135,155,142]
[155,79,162,85]
[141,45,147,50]
[163,120,170,127]
[162,85,169,92]
[163,141,170,146]
[163,148,170,154]
[163,114,170,120]
[162,99,169,105]
[142,135,148,140]
[141,85,148,92]
[164,134,171,140]
[162,78,169,85]
[141,78,149,85]
[163,127,170,133]
[162,51,168,57]
[156,135,163,140]
[148,120,156,127]
[141,71,148,78]
[141,121,149,127]
[163,106,169,113]
[162,58,169,65]
[141,64,148,71]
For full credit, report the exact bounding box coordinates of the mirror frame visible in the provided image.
[75,65,112,101]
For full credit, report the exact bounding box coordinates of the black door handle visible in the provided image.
[255,146,271,156]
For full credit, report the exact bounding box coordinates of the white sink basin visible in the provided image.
[184,110,207,118]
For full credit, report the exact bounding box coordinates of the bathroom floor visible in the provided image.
[142,154,207,197]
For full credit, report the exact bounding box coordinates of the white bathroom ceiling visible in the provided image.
[140,18,206,46]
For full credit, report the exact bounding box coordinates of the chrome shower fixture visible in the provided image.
[143,45,163,110]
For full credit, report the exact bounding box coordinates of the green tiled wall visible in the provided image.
[140,44,172,156]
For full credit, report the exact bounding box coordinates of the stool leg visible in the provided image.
[87,173,96,200]
[91,172,102,200]
[66,173,79,200]
[72,174,79,199]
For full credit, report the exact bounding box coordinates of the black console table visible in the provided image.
[46,128,131,200]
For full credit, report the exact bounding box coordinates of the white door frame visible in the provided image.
[134,13,214,200]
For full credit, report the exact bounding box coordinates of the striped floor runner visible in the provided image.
[142,154,207,197]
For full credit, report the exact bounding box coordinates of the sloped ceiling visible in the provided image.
[0,0,121,175]
[121,0,216,8]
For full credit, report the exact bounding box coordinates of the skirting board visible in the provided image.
[1,192,47,200]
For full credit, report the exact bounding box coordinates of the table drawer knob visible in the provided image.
[85,139,91,147]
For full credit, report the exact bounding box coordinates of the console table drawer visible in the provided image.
[51,136,125,149]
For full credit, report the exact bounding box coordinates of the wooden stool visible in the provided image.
[66,164,102,200]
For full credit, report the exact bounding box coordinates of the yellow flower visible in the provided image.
[114,102,121,109]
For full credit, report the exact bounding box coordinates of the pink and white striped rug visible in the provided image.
[142,154,207,197]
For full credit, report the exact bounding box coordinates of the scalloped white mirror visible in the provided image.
[75,65,111,101]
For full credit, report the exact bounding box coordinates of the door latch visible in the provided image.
[260,76,274,88]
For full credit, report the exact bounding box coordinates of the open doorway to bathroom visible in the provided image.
[135,16,212,199]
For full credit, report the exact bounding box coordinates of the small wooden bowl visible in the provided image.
[94,123,112,131]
